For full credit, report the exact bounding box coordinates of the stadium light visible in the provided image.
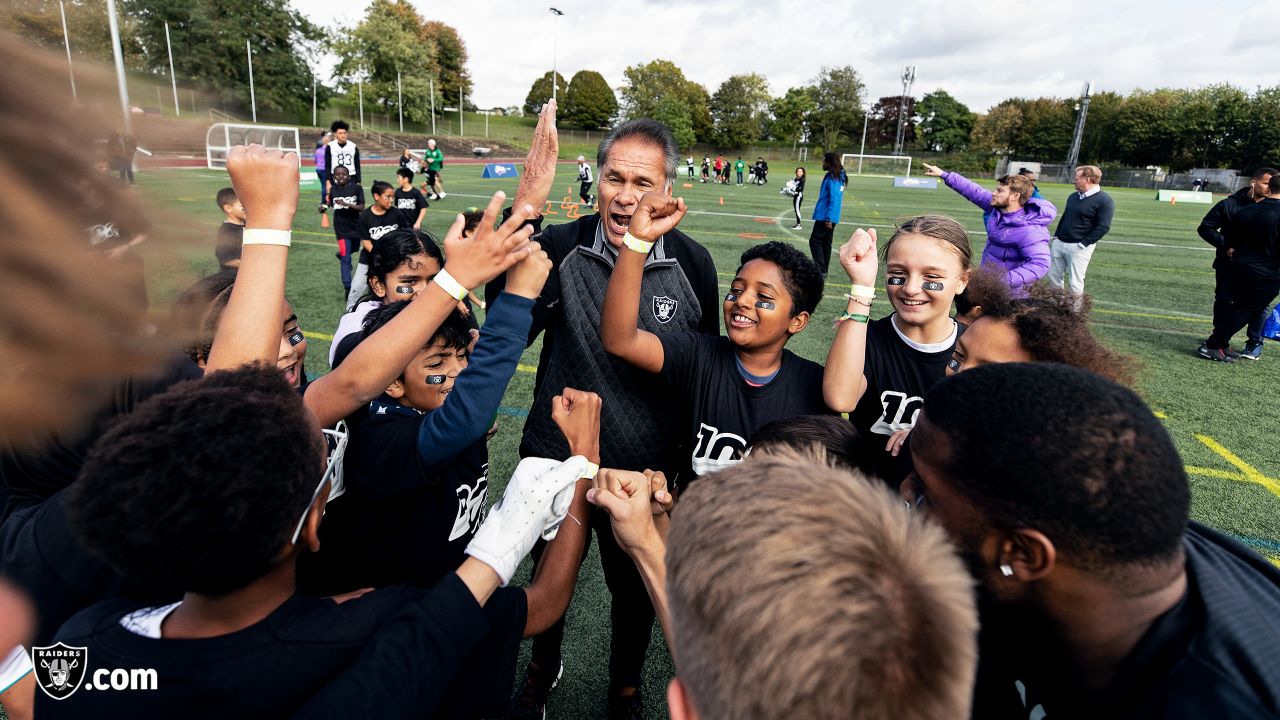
[105,0,130,132]
[165,22,179,116]
[1065,81,1092,173]
[59,1,76,101]
[893,65,916,156]
[549,8,564,103]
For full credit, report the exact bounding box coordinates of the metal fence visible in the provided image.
[1010,161,1248,194]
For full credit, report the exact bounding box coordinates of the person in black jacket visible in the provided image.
[486,113,719,720]
[1200,173,1280,361]
[1198,167,1276,360]
[906,363,1280,720]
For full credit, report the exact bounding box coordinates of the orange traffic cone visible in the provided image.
[719,197,724,205]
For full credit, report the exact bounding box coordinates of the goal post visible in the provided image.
[841,154,912,177]
[206,123,301,170]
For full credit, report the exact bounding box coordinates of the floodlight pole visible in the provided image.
[312,74,316,126]
[397,71,403,132]
[858,109,868,174]
[358,78,364,130]
[429,78,436,135]
[549,8,564,103]
[165,22,179,116]
[1065,81,1092,172]
[105,0,131,133]
[246,40,257,123]
[893,65,916,156]
[460,88,464,136]
[59,1,77,101]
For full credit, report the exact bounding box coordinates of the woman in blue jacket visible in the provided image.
[808,152,849,276]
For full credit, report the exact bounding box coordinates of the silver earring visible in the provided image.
[1000,564,1014,577]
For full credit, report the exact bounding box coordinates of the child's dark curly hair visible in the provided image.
[953,264,1008,321]
[980,285,1138,386]
[171,268,238,365]
[68,364,326,596]
[737,241,824,316]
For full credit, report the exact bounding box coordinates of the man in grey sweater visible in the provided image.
[1048,165,1115,295]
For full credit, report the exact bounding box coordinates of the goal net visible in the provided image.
[206,123,301,170]
[841,154,912,177]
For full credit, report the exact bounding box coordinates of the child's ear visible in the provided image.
[368,275,387,299]
[385,377,406,399]
[787,311,810,335]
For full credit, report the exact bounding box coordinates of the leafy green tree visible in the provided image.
[1241,86,1280,172]
[5,0,145,69]
[807,65,865,151]
[917,90,975,152]
[524,71,567,115]
[710,73,771,148]
[421,20,471,103]
[333,0,439,125]
[563,70,617,129]
[126,0,325,118]
[867,95,916,148]
[1016,97,1075,159]
[620,59,713,142]
[971,100,1024,156]
[1077,90,1124,164]
[768,87,815,143]
[1113,89,1183,168]
[652,97,696,151]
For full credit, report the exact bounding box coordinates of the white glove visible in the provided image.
[465,455,589,585]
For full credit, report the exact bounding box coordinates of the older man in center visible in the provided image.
[487,111,719,720]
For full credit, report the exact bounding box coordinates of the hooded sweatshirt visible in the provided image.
[942,171,1056,292]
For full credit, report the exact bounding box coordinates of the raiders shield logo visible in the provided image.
[32,643,88,700]
[652,295,678,324]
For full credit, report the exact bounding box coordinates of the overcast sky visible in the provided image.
[292,0,1273,113]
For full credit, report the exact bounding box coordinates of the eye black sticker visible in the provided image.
[288,330,305,346]
[886,277,906,286]
[923,281,945,291]
[724,293,739,303]
[425,374,447,385]
[755,301,775,310]
[947,357,961,371]
[395,285,416,295]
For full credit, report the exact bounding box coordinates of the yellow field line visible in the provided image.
[1184,466,1249,481]
[303,330,333,341]
[1195,435,1280,499]
[1094,308,1211,324]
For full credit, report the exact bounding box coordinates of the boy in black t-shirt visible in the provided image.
[327,165,365,299]
[346,181,402,310]
[393,167,428,230]
[44,364,597,719]
[214,187,245,268]
[602,193,831,481]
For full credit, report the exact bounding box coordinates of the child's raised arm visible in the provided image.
[600,192,688,374]
[823,228,878,412]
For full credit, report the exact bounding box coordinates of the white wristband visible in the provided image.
[580,462,600,480]
[622,231,654,255]
[242,229,292,247]
[433,268,468,301]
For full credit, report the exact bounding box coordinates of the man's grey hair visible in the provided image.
[596,118,679,188]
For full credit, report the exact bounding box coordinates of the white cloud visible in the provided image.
[292,0,1272,113]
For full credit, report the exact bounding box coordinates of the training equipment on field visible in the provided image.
[842,153,912,177]
[893,176,938,189]
[481,163,518,178]
[1155,190,1213,204]
[206,123,301,170]
[1263,306,1280,341]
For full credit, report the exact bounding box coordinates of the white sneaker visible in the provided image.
[791,224,802,230]
[438,192,447,199]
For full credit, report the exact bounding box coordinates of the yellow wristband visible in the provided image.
[432,268,468,301]
[242,229,292,247]
[851,284,876,298]
[580,462,600,480]
[622,232,654,255]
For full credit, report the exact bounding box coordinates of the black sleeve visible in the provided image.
[1198,199,1229,249]
[352,147,362,181]
[291,574,490,720]
[485,211,552,346]
[657,331,709,393]
[324,146,333,183]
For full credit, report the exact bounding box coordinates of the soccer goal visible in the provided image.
[206,123,301,170]
[841,154,912,177]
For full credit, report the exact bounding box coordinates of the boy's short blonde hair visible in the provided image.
[666,450,979,720]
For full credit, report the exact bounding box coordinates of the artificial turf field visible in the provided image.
[135,160,1280,719]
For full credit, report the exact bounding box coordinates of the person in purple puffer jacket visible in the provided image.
[923,163,1056,294]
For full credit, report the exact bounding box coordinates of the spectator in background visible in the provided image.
[323,120,360,200]
[787,167,806,230]
[1199,173,1280,362]
[924,162,1056,294]
[735,156,746,186]
[577,154,595,207]
[1198,166,1277,361]
[423,139,446,200]
[327,165,365,300]
[214,187,246,268]
[808,152,848,277]
[1048,165,1114,297]
[686,154,695,179]
[313,131,330,211]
